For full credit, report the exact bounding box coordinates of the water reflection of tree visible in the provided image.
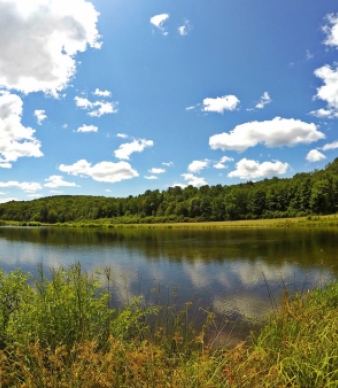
[0,227,337,275]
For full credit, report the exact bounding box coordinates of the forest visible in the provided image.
[1,158,338,224]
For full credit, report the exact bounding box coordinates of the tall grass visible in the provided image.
[0,264,337,386]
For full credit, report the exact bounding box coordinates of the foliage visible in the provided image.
[1,159,338,224]
[222,283,338,387]
[0,265,338,386]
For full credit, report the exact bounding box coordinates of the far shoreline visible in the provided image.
[2,213,338,229]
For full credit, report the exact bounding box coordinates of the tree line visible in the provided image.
[1,158,338,224]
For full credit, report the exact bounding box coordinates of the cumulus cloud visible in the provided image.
[34,109,47,125]
[77,124,98,133]
[59,159,139,183]
[321,140,338,151]
[209,117,324,152]
[187,159,209,173]
[202,95,240,114]
[213,156,234,169]
[323,13,338,48]
[114,139,154,160]
[171,183,187,189]
[144,175,158,180]
[74,96,117,117]
[93,88,111,97]
[255,92,271,109]
[0,92,43,167]
[116,133,128,139]
[228,158,289,180]
[182,173,207,187]
[44,175,79,188]
[213,163,227,169]
[178,20,191,36]
[0,0,101,95]
[149,168,166,174]
[306,149,326,162]
[150,13,169,34]
[0,180,42,193]
[311,65,338,118]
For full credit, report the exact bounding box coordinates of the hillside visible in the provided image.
[1,158,338,224]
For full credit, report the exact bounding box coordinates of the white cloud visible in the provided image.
[306,149,326,162]
[255,92,271,109]
[0,0,101,95]
[0,92,43,167]
[178,20,191,36]
[312,65,338,118]
[228,159,289,180]
[182,173,207,187]
[150,13,169,33]
[209,117,324,152]
[93,88,111,97]
[163,161,174,167]
[213,163,227,169]
[34,109,47,125]
[0,163,11,169]
[185,106,195,111]
[171,183,187,189]
[59,159,139,183]
[44,175,79,188]
[213,157,233,170]
[74,97,92,109]
[309,108,337,118]
[77,124,98,133]
[74,96,117,117]
[202,95,240,114]
[114,139,154,160]
[219,156,234,163]
[306,49,314,60]
[323,13,338,48]
[187,159,209,173]
[89,101,116,117]
[27,193,42,199]
[0,197,18,203]
[149,168,166,174]
[0,180,42,193]
[117,133,128,138]
[321,140,338,151]
[144,175,158,180]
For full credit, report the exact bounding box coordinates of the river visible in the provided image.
[0,225,336,341]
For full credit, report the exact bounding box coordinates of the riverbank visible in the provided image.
[0,264,337,387]
[3,213,338,229]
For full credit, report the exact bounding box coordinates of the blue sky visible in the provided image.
[0,0,338,202]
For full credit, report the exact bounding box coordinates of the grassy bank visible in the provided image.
[0,264,337,387]
[3,213,338,229]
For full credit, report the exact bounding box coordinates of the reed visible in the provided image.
[0,264,337,387]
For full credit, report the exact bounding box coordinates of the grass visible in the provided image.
[0,264,337,386]
[4,213,338,229]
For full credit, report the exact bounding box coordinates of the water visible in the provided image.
[0,226,336,327]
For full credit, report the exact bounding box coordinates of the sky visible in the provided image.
[1,0,338,202]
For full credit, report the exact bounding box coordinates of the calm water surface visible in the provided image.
[0,226,337,324]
